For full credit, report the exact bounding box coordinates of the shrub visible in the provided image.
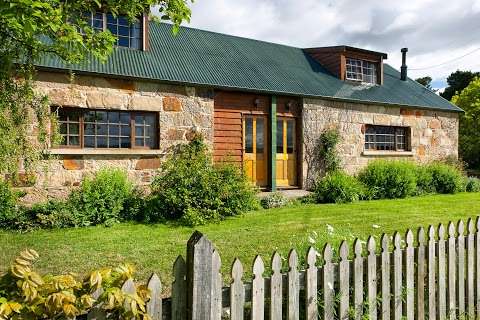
[314,171,366,203]
[358,160,417,199]
[261,192,290,209]
[0,179,19,228]
[318,128,341,174]
[415,166,436,195]
[465,177,480,192]
[0,249,150,319]
[68,168,134,226]
[426,162,464,194]
[12,200,77,231]
[146,134,259,226]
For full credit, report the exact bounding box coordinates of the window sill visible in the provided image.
[46,148,165,156]
[362,150,413,157]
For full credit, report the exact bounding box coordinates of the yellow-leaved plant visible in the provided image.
[0,249,151,319]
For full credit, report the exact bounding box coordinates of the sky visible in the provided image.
[182,0,480,90]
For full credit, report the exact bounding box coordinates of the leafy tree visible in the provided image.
[441,70,480,101]
[0,0,192,176]
[415,76,433,90]
[452,77,480,169]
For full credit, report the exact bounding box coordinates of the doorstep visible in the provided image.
[258,188,311,200]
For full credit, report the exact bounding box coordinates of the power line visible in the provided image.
[410,47,480,71]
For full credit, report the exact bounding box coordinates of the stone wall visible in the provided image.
[28,71,214,201]
[302,98,459,189]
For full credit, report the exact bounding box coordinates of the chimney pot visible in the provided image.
[401,48,408,81]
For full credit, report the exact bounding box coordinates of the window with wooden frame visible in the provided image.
[83,12,143,49]
[365,125,410,151]
[54,108,158,149]
[346,57,378,84]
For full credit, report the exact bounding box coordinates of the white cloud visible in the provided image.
[181,0,480,86]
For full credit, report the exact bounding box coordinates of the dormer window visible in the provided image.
[346,58,378,84]
[304,46,387,85]
[84,12,143,50]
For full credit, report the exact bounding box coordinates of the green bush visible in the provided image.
[146,135,259,226]
[68,168,134,226]
[415,166,436,195]
[318,128,341,174]
[261,192,290,209]
[426,162,464,194]
[314,171,366,203]
[17,200,77,231]
[358,160,417,199]
[465,177,480,192]
[0,179,19,229]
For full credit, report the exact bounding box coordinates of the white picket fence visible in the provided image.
[84,217,480,319]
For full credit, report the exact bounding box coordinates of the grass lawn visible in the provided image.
[1,193,480,293]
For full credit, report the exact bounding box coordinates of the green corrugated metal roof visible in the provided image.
[37,22,462,112]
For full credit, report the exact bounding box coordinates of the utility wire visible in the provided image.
[410,47,480,70]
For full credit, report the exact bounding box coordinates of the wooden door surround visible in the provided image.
[213,91,301,189]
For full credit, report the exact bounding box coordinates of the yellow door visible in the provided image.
[276,118,297,187]
[243,116,267,187]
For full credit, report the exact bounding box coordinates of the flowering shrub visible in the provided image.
[0,250,150,319]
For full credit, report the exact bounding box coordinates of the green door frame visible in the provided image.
[268,96,277,191]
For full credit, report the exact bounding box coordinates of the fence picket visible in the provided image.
[476,217,480,320]
[438,224,446,320]
[172,256,187,320]
[353,239,364,320]
[270,252,282,320]
[367,237,377,320]
[381,234,390,320]
[305,247,318,320]
[339,241,350,320]
[287,249,299,320]
[428,225,436,320]
[323,243,335,320]
[252,255,265,320]
[417,228,426,320]
[447,222,456,320]
[212,250,222,320]
[146,273,162,320]
[458,220,466,317]
[230,259,245,320]
[121,278,136,319]
[393,233,402,320]
[405,230,414,320]
[467,218,475,318]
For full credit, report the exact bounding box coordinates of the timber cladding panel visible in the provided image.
[213,91,270,163]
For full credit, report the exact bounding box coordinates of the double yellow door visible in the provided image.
[243,116,296,187]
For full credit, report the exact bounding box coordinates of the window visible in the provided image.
[106,13,142,49]
[56,108,158,149]
[84,12,143,49]
[365,125,409,151]
[346,58,378,84]
[83,12,104,32]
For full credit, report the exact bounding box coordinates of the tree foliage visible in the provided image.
[441,70,480,101]
[415,76,433,90]
[452,77,480,169]
[0,0,192,176]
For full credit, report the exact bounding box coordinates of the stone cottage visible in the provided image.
[32,16,461,195]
